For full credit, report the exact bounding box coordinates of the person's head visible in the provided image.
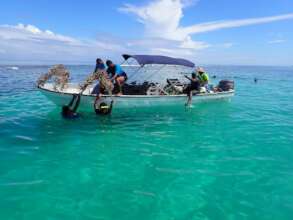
[62,106,71,117]
[191,73,196,79]
[95,102,111,115]
[96,58,103,64]
[197,67,205,74]
[106,60,114,67]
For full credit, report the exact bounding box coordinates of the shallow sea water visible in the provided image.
[0,65,293,220]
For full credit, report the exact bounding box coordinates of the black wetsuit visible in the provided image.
[62,95,80,119]
[185,77,200,94]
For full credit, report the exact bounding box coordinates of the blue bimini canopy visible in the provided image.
[122,54,195,68]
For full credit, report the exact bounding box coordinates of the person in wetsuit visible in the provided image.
[185,73,200,106]
[94,100,114,115]
[61,94,80,119]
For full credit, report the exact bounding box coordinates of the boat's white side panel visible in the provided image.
[38,83,234,111]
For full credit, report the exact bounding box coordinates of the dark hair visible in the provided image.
[62,106,70,117]
[106,60,113,67]
[96,58,103,63]
[95,102,112,115]
[192,73,196,78]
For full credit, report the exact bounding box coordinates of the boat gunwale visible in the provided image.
[38,84,235,98]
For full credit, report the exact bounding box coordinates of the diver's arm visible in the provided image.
[184,75,192,81]
[68,95,77,107]
[110,100,114,110]
[72,95,81,113]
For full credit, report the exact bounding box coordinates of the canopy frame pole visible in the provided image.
[143,64,170,95]
[120,58,131,66]
[125,65,144,82]
[143,64,167,83]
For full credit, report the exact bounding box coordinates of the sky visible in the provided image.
[0,0,293,65]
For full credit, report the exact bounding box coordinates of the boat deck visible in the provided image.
[40,83,234,98]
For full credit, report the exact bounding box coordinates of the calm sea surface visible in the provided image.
[0,65,293,220]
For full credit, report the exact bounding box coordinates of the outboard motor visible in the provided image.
[218,80,234,91]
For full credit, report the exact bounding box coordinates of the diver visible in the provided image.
[94,100,114,115]
[61,94,81,119]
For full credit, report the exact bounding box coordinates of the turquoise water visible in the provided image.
[0,65,293,220]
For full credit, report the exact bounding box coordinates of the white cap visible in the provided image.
[196,67,205,73]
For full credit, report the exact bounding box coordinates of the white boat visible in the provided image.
[38,83,234,111]
[38,54,235,112]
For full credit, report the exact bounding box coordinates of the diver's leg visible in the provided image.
[188,91,192,105]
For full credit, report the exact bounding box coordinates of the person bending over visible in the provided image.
[106,60,127,95]
[94,58,106,72]
[92,58,106,95]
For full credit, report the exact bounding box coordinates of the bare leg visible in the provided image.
[186,91,192,106]
[116,76,125,95]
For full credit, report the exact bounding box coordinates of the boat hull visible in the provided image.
[38,84,234,112]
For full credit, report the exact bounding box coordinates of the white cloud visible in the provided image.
[181,13,293,35]
[119,0,185,40]
[119,0,210,54]
[0,24,79,44]
[1,1,293,64]
[0,24,126,64]
[120,0,293,57]
[121,0,293,40]
[179,36,210,49]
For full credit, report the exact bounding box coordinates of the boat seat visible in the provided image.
[122,82,152,95]
[166,78,184,86]
[165,78,184,95]
[147,83,168,96]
